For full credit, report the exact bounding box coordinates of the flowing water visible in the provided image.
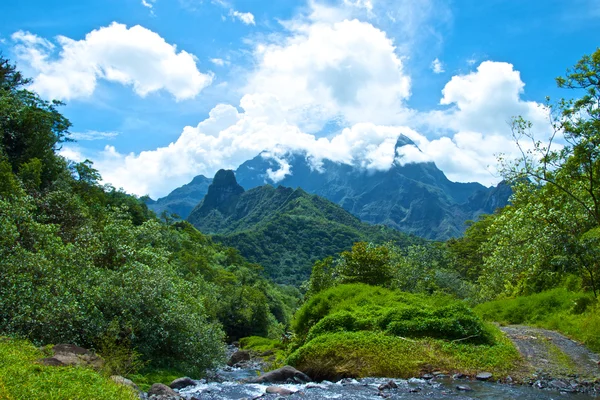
[174,364,599,399]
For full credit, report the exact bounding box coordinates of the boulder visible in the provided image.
[247,365,311,384]
[147,383,181,399]
[169,377,196,390]
[378,380,398,391]
[475,372,493,381]
[266,386,295,395]
[38,344,103,370]
[227,350,251,366]
[110,375,140,392]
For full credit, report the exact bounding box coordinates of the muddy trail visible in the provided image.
[501,325,600,387]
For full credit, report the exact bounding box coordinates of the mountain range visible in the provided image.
[187,169,421,285]
[147,135,511,240]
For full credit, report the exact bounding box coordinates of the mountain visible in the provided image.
[145,175,212,218]
[188,170,422,285]
[234,137,511,240]
[152,135,511,240]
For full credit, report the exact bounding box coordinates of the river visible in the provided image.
[173,363,599,399]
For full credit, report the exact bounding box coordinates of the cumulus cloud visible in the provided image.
[85,56,551,197]
[431,57,444,73]
[426,61,549,135]
[11,23,213,101]
[244,16,412,131]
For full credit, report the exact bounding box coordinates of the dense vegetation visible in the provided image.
[0,57,299,378]
[188,171,423,285]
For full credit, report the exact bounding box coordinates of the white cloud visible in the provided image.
[431,57,444,73]
[141,0,155,9]
[11,23,213,101]
[245,16,412,131]
[59,147,86,163]
[70,130,119,141]
[210,58,229,66]
[230,10,256,25]
[426,61,549,136]
[63,2,552,197]
[88,57,552,197]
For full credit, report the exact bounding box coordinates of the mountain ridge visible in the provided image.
[149,137,511,240]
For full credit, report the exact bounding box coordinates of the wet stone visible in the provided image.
[378,380,398,391]
[456,385,472,391]
[170,377,196,390]
[266,386,295,396]
[476,372,493,381]
[422,374,434,380]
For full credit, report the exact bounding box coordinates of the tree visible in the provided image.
[0,56,71,187]
[488,48,600,298]
[336,242,394,287]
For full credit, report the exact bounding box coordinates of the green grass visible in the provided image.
[475,288,600,352]
[287,329,520,381]
[239,336,287,370]
[0,338,137,400]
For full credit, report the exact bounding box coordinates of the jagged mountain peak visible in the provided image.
[212,169,239,187]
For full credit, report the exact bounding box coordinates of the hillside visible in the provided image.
[188,170,422,285]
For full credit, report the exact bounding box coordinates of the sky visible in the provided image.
[1,0,599,198]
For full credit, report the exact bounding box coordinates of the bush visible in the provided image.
[293,284,490,345]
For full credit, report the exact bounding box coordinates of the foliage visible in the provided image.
[0,337,137,400]
[306,242,474,299]
[483,48,600,298]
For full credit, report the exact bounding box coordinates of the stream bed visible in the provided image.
[172,364,599,400]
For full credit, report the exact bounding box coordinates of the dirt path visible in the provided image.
[501,325,600,381]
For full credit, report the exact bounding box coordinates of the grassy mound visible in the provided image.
[288,330,519,381]
[288,284,520,380]
[475,288,600,352]
[293,284,492,344]
[0,338,137,400]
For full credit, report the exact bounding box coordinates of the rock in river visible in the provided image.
[247,365,310,384]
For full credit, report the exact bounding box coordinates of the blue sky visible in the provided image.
[1,0,599,198]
